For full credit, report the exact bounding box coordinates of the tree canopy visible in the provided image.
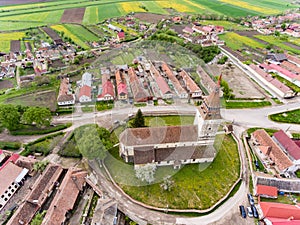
[0,104,21,131]
[74,125,112,160]
[21,107,52,128]
[130,109,145,128]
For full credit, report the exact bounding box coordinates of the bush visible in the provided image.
[11,123,71,135]
[0,141,21,150]
[217,56,228,64]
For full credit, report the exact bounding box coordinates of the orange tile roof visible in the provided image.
[256,184,278,198]
[161,63,186,95]
[252,129,293,171]
[179,70,201,94]
[42,168,87,225]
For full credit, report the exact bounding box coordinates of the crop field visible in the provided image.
[60,8,85,23]
[199,20,249,31]
[0,0,297,31]
[219,32,265,50]
[0,21,46,31]
[119,2,146,14]
[0,31,26,53]
[254,35,300,55]
[51,24,98,49]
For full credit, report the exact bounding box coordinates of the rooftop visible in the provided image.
[273,130,300,160]
[252,129,293,171]
[256,184,278,198]
[260,202,300,220]
[0,162,23,195]
[120,125,198,147]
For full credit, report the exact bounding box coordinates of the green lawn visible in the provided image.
[105,134,240,209]
[246,127,278,136]
[224,100,271,109]
[269,109,300,124]
[260,194,300,205]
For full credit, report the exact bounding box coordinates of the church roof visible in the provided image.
[134,145,215,165]
[119,125,198,146]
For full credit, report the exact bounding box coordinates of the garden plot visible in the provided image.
[60,7,85,23]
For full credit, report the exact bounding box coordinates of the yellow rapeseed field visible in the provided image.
[120,2,146,13]
[0,31,26,53]
[220,0,280,14]
[157,1,196,13]
[182,0,205,10]
[51,25,89,49]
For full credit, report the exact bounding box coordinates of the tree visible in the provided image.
[130,109,145,128]
[74,125,109,160]
[0,104,20,131]
[160,175,174,191]
[21,107,52,128]
[135,163,157,184]
[30,210,47,225]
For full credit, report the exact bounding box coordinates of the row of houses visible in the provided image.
[1,154,87,225]
[251,129,300,175]
[175,24,225,47]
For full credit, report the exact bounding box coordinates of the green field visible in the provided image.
[254,35,300,55]
[51,24,99,49]
[0,0,298,31]
[0,31,26,52]
[200,20,249,31]
[269,109,300,124]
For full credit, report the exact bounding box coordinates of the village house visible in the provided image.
[149,62,173,99]
[41,168,87,225]
[273,130,300,169]
[259,202,300,225]
[57,77,75,106]
[178,70,202,98]
[115,70,128,100]
[119,77,222,169]
[249,64,294,99]
[128,67,149,102]
[161,63,188,99]
[0,152,29,211]
[78,85,92,103]
[97,73,115,101]
[251,129,294,174]
[117,32,125,42]
[256,184,278,199]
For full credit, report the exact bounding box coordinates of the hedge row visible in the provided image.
[11,123,72,135]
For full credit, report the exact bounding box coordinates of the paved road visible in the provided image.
[55,101,300,132]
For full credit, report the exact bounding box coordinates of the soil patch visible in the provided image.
[133,13,168,23]
[5,90,57,111]
[60,8,86,24]
[0,80,14,90]
[206,63,265,99]
[284,42,300,50]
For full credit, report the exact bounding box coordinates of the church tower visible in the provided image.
[194,75,222,140]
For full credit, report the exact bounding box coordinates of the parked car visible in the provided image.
[251,205,259,218]
[248,193,255,205]
[239,205,246,218]
[247,206,253,217]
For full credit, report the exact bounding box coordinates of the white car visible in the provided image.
[247,206,253,218]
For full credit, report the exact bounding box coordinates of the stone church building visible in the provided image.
[119,79,222,169]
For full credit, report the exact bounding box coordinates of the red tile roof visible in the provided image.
[260,202,300,220]
[150,63,172,95]
[161,63,186,96]
[256,184,278,198]
[98,80,114,99]
[128,67,148,102]
[42,168,87,225]
[79,85,92,98]
[179,70,201,94]
[252,129,293,171]
[273,130,300,160]
[287,54,300,66]
[281,61,300,75]
[0,153,19,171]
